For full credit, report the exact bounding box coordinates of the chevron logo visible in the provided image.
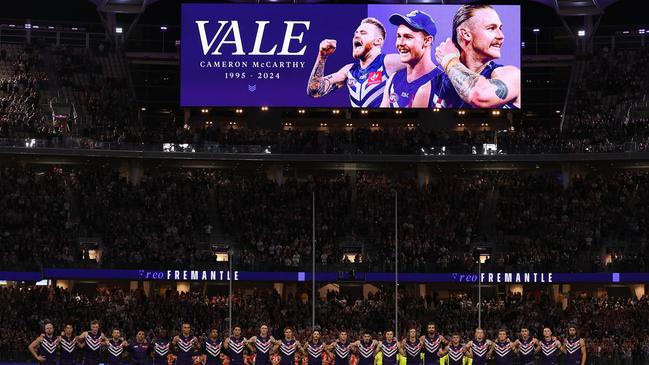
[405,340,421,357]
[359,342,376,358]
[230,337,246,354]
[382,341,398,357]
[108,341,124,357]
[155,342,170,356]
[308,342,324,358]
[281,340,297,356]
[61,337,76,353]
[248,85,257,92]
[472,342,488,357]
[423,335,441,353]
[494,343,511,357]
[256,337,272,353]
[41,336,58,354]
[335,342,351,358]
[541,341,557,356]
[206,341,223,357]
[518,340,534,355]
[448,347,463,362]
[86,335,101,351]
[566,339,581,354]
[178,337,194,353]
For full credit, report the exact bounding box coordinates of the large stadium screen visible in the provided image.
[181,4,521,109]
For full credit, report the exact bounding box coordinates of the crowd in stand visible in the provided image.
[2,285,649,364]
[2,167,649,273]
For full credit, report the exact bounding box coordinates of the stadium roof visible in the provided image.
[529,0,620,16]
[90,0,161,14]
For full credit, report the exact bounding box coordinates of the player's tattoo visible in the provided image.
[489,79,508,99]
[447,63,480,101]
[307,57,335,97]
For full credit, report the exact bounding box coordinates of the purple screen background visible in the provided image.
[180,4,520,108]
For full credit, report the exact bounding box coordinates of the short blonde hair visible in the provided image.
[361,17,386,41]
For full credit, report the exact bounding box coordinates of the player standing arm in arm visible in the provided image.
[306,40,352,98]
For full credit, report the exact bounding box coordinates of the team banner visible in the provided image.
[181,4,521,109]
[0,269,634,283]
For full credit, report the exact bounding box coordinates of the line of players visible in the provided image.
[30,320,586,365]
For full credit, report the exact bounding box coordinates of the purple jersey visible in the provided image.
[346,54,388,108]
[446,345,463,365]
[565,337,583,365]
[387,68,443,108]
[204,338,223,365]
[37,335,58,365]
[107,339,125,365]
[404,339,421,365]
[470,340,488,365]
[306,341,324,365]
[279,339,297,365]
[357,340,376,365]
[228,336,247,365]
[153,339,171,365]
[83,332,103,363]
[539,339,559,365]
[422,335,442,365]
[59,335,77,365]
[129,341,150,364]
[176,335,196,365]
[334,341,352,365]
[493,341,513,365]
[381,340,398,365]
[254,336,273,365]
[434,61,518,109]
[517,338,535,365]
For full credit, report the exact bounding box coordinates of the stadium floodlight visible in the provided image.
[24,23,31,29]
[578,30,585,37]
[532,28,540,33]
[115,27,123,34]
[639,29,646,35]
[160,26,168,31]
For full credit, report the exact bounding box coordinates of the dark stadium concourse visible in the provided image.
[3,0,649,364]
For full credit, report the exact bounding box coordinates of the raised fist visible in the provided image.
[319,39,337,57]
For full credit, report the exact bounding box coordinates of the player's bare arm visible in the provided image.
[383,54,407,77]
[435,38,519,108]
[307,39,351,98]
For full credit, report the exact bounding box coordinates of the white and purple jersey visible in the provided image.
[254,336,273,365]
[517,338,535,365]
[279,339,297,365]
[404,339,422,365]
[204,338,223,365]
[153,339,171,365]
[228,336,247,365]
[334,340,352,365]
[470,339,488,365]
[59,335,76,365]
[422,335,442,365]
[446,344,464,365]
[539,339,559,365]
[107,339,125,365]
[387,68,443,108]
[381,340,398,365]
[37,335,58,365]
[346,54,388,108]
[307,341,325,365]
[83,332,103,364]
[176,335,196,365]
[493,341,513,365]
[357,340,376,365]
[565,337,583,365]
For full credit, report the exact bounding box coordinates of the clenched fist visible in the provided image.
[319,39,337,57]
